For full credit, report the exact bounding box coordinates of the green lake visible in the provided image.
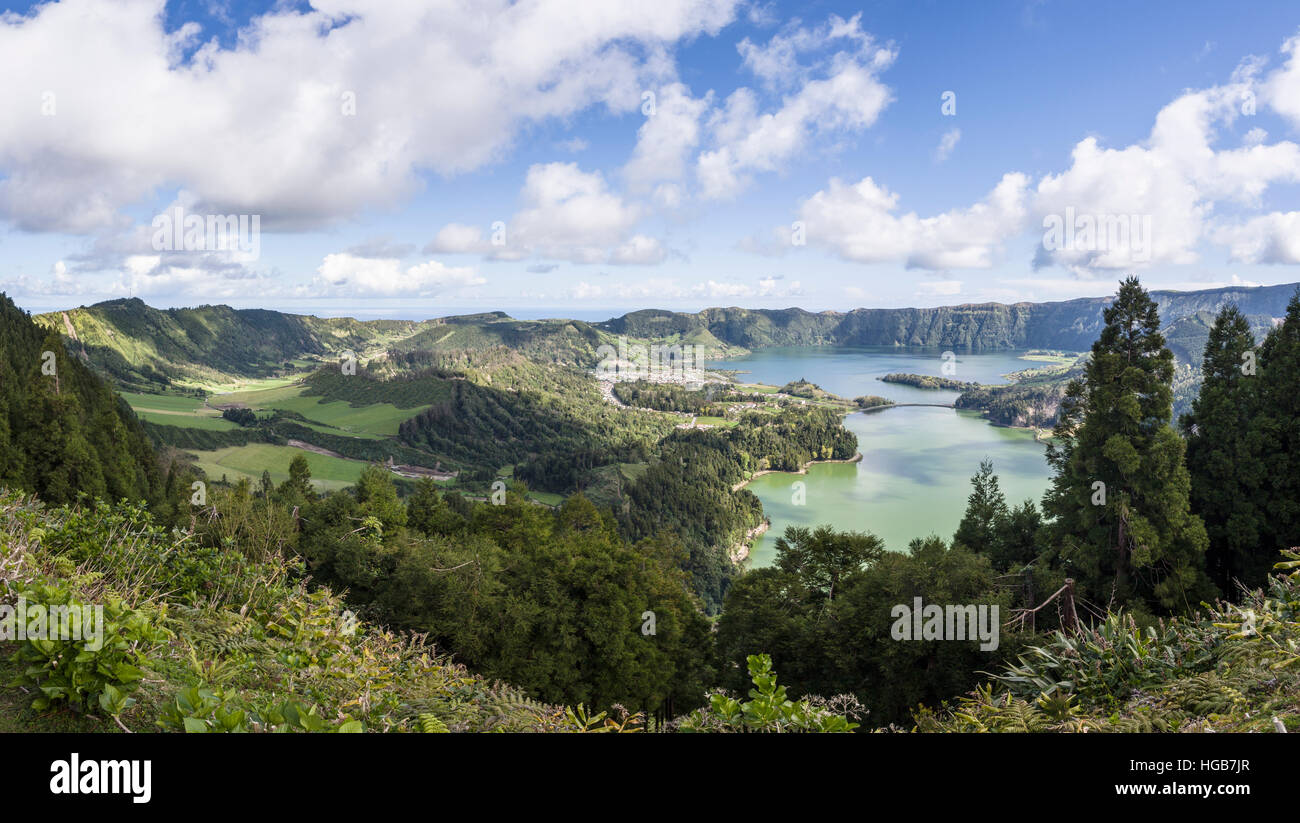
[709,347,1054,566]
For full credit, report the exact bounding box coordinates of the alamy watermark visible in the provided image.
[890,597,999,651]
[1042,207,1152,264]
[595,336,710,388]
[0,598,104,651]
[50,753,151,804]
[151,205,261,259]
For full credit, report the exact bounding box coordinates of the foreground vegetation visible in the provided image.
[0,493,599,732]
[3,279,1297,733]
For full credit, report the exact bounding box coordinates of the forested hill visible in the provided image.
[599,282,1299,352]
[0,294,159,504]
[34,282,1300,396]
[34,299,620,391]
[34,298,429,390]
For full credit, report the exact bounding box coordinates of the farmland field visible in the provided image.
[121,391,239,430]
[188,443,367,492]
[214,383,429,437]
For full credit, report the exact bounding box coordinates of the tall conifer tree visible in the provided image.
[1043,277,1212,611]
[1181,305,1270,590]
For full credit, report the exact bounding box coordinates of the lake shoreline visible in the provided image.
[731,451,864,493]
[730,520,769,564]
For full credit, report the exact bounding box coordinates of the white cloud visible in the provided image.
[696,13,896,199]
[798,172,1029,270]
[934,128,961,163]
[425,223,490,255]
[624,83,712,191]
[775,37,1300,274]
[0,0,741,232]
[610,235,668,265]
[509,162,647,263]
[431,163,665,266]
[1213,212,1300,264]
[1032,77,1300,272]
[1262,30,1300,130]
[311,253,484,298]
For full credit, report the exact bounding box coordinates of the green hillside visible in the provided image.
[34,299,428,391]
[0,294,159,505]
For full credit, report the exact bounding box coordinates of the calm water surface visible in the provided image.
[708,347,1052,565]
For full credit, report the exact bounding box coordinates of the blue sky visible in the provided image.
[1,0,1299,319]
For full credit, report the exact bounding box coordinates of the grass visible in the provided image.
[618,462,648,482]
[120,391,207,413]
[214,382,309,407]
[289,419,386,441]
[185,375,305,394]
[188,444,368,492]
[213,383,426,437]
[694,416,734,427]
[121,391,239,431]
[526,491,564,507]
[135,411,240,431]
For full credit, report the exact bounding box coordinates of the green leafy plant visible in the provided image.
[8,582,169,716]
[677,654,860,733]
[158,686,363,733]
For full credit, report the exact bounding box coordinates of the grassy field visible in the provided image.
[213,382,427,437]
[134,411,239,430]
[695,415,735,427]
[119,391,207,412]
[121,384,409,439]
[121,391,240,430]
[526,491,564,507]
[190,374,305,394]
[188,444,368,492]
[288,418,386,440]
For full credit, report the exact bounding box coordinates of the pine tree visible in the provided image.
[1255,291,1300,572]
[1181,305,1270,590]
[953,458,1010,555]
[277,453,315,505]
[1042,277,1212,611]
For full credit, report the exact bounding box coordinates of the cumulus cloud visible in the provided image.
[624,83,712,191]
[696,13,897,199]
[0,0,741,233]
[798,172,1029,270]
[1031,79,1300,273]
[1262,31,1300,130]
[771,33,1300,274]
[310,253,484,298]
[432,162,663,265]
[1213,212,1300,264]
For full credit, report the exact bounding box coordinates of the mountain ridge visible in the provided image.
[33,281,1300,393]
